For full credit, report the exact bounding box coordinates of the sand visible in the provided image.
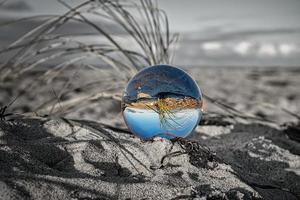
[0,114,299,200]
[0,66,300,199]
[1,66,299,125]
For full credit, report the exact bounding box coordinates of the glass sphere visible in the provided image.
[122,65,203,140]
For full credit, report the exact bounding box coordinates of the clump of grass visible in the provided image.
[156,98,182,129]
[0,0,178,116]
[157,98,174,127]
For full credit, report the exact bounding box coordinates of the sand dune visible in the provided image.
[0,115,299,199]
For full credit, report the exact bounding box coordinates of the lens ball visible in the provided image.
[122,65,203,140]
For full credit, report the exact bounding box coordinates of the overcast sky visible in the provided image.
[1,0,300,32]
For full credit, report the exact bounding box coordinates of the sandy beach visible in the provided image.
[0,66,300,200]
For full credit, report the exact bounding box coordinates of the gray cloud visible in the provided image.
[0,1,31,11]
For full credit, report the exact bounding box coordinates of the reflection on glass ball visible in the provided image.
[122,65,203,140]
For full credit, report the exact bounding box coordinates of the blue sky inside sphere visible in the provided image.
[123,108,201,139]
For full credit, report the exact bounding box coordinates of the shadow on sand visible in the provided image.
[0,118,147,200]
[197,122,300,200]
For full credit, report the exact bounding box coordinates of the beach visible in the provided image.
[1,0,300,199]
[0,66,300,199]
